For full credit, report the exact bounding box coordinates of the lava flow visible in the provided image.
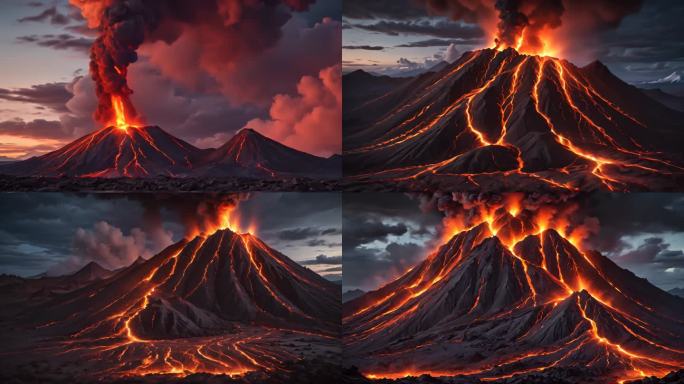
[344,47,684,192]
[344,194,684,383]
[110,94,137,131]
[1,206,340,380]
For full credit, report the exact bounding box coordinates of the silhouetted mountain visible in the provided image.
[196,129,340,179]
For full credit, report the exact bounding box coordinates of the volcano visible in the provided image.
[196,128,341,178]
[0,228,340,381]
[0,126,339,180]
[343,211,684,383]
[343,48,684,192]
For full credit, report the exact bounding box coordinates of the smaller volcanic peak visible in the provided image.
[31,228,339,340]
[0,125,202,178]
[344,217,684,382]
[197,128,340,178]
[344,48,684,191]
[68,261,113,284]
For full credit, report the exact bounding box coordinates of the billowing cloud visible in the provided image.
[247,64,341,156]
[50,221,173,275]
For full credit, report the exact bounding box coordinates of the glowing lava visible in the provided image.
[344,194,684,383]
[111,95,133,131]
[8,211,340,380]
[345,48,684,192]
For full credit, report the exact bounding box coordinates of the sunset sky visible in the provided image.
[0,0,341,159]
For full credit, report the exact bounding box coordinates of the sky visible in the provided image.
[0,0,341,159]
[342,193,684,293]
[0,192,342,281]
[342,0,684,83]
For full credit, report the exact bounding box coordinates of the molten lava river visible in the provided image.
[0,212,340,382]
[343,47,684,192]
[343,195,684,383]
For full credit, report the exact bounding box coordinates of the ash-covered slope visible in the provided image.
[27,228,340,339]
[344,48,684,192]
[0,126,340,180]
[196,128,340,179]
[0,126,202,178]
[344,219,684,383]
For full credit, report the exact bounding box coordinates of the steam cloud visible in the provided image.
[69,0,317,125]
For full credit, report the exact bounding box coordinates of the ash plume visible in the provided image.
[69,0,316,126]
[418,0,643,52]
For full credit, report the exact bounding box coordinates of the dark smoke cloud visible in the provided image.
[70,0,316,125]
[417,0,644,51]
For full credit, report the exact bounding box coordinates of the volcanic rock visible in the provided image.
[344,224,684,383]
[343,48,684,192]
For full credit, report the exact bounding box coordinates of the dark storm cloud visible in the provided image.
[617,237,670,264]
[611,236,684,273]
[592,0,684,83]
[0,119,70,140]
[343,242,425,290]
[343,45,385,50]
[583,194,684,255]
[344,218,408,249]
[396,38,481,47]
[0,82,72,113]
[343,0,427,20]
[17,34,93,52]
[18,6,70,25]
[301,254,342,265]
[342,193,441,290]
[278,227,321,240]
[321,227,342,235]
[352,19,484,39]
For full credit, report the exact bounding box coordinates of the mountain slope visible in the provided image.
[197,129,340,178]
[30,229,340,339]
[343,48,684,192]
[344,219,684,383]
[2,228,340,379]
[0,126,202,177]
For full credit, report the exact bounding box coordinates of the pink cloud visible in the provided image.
[247,64,341,157]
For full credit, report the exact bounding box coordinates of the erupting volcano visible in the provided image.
[344,47,684,192]
[344,196,684,383]
[0,213,340,382]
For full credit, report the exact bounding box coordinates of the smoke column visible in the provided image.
[70,0,316,126]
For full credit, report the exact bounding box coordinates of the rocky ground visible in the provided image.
[340,367,684,384]
[0,359,342,384]
[0,175,341,192]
